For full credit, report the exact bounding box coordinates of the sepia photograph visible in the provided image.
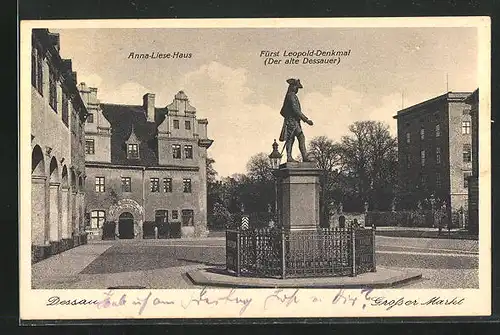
[20,18,491,320]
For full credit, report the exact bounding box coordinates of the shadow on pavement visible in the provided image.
[80,244,225,275]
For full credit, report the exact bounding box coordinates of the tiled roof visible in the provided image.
[101,103,167,166]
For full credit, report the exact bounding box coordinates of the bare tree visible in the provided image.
[308,136,343,226]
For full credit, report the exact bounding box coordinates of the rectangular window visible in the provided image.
[173,120,179,129]
[406,153,411,169]
[31,48,37,88]
[95,177,105,193]
[435,124,441,137]
[163,178,172,192]
[464,171,472,188]
[32,47,43,95]
[185,120,191,130]
[62,92,69,126]
[420,128,425,140]
[181,209,194,226]
[90,210,106,229]
[121,177,131,192]
[420,150,426,166]
[406,132,411,144]
[49,68,57,111]
[183,178,192,193]
[155,210,168,224]
[85,139,95,155]
[128,143,139,159]
[462,121,471,134]
[150,178,160,192]
[87,112,94,123]
[172,210,179,220]
[436,147,441,164]
[36,51,43,95]
[172,144,181,159]
[184,145,193,159]
[436,173,442,188]
[463,144,472,163]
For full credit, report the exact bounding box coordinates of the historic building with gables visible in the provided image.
[31,29,89,263]
[80,87,213,239]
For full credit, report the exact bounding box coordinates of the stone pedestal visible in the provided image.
[275,162,322,230]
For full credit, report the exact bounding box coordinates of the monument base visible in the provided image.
[275,161,322,231]
[187,267,422,288]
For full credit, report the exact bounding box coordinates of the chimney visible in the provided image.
[143,93,155,122]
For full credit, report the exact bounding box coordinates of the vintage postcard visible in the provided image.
[19,17,491,321]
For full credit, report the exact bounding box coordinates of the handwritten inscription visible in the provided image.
[182,288,253,315]
[264,289,300,310]
[44,288,466,316]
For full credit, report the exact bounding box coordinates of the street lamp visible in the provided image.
[269,139,283,226]
[429,193,437,233]
[268,139,282,170]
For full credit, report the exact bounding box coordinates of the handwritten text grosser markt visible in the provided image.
[128,52,192,59]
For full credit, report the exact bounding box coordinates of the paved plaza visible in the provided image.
[32,235,479,290]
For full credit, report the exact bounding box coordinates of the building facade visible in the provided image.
[393,92,472,226]
[465,89,479,235]
[81,88,213,239]
[31,29,89,263]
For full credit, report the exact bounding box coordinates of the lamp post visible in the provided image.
[269,139,283,226]
[429,193,436,233]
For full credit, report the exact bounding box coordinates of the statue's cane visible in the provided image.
[280,141,287,157]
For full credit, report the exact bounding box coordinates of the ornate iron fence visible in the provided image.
[226,227,376,278]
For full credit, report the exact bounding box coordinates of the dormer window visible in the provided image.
[173,120,180,129]
[125,124,140,159]
[128,144,139,159]
[185,120,191,130]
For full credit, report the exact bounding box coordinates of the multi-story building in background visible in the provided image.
[31,29,89,263]
[393,92,472,226]
[465,89,479,235]
[80,88,213,239]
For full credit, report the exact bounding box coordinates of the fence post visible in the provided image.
[281,229,286,279]
[236,230,241,277]
[371,224,377,272]
[350,228,356,277]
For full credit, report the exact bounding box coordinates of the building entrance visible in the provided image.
[118,212,134,239]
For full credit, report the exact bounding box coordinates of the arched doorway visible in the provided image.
[118,212,134,239]
[108,199,144,239]
[31,145,46,246]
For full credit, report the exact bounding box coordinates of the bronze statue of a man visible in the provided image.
[279,78,314,162]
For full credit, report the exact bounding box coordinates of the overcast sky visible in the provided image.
[53,27,478,178]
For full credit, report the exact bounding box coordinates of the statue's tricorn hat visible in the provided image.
[286,78,303,88]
